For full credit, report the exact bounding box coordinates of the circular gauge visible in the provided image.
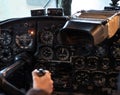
[109,78,117,88]
[110,43,120,58]
[56,47,69,61]
[93,72,106,87]
[95,46,106,57]
[75,71,89,86]
[40,31,53,44]
[87,57,98,70]
[101,58,110,70]
[74,57,85,70]
[0,48,12,62]
[40,46,53,60]
[114,59,120,70]
[0,30,12,46]
[15,33,33,49]
[108,72,118,88]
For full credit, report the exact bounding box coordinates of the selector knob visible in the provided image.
[37,69,46,77]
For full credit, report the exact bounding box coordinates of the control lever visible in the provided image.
[15,52,31,63]
[0,52,31,95]
[1,52,31,78]
[37,69,46,77]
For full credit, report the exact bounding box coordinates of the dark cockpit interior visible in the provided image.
[0,0,120,95]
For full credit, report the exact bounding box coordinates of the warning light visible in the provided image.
[28,29,35,35]
[30,31,34,35]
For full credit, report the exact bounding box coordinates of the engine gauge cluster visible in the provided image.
[36,28,120,94]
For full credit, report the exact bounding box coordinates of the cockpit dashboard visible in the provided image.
[0,13,120,95]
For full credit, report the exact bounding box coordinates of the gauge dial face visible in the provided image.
[0,30,12,46]
[95,46,106,57]
[75,71,89,86]
[40,47,53,60]
[108,73,118,88]
[109,77,117,88]
[111,44,120,58]
[0,48,12,62]
[74,57,85,69]
[56,47,69,61]
[115,59,120,70]
[40,31,53,44]
[102,58,110,70]
[87,57,98,70]
[93,73,106,87]
[16,33,33,49]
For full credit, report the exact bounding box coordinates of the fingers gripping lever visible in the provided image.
[37,69,46,77]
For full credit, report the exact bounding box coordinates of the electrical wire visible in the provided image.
[44,0,51,8]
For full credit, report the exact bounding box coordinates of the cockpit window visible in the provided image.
[0,0,56,21]
[0,0,120,21]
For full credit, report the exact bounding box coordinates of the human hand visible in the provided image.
[32,69,53,94]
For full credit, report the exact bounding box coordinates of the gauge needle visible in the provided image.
[62,48,64,53]
[0,38,4,40]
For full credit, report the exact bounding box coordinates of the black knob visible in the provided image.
[37,69,46,77]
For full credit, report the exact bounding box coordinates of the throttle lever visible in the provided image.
[37,69,46,77]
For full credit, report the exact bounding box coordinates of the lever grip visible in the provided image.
[37,69,46,77]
